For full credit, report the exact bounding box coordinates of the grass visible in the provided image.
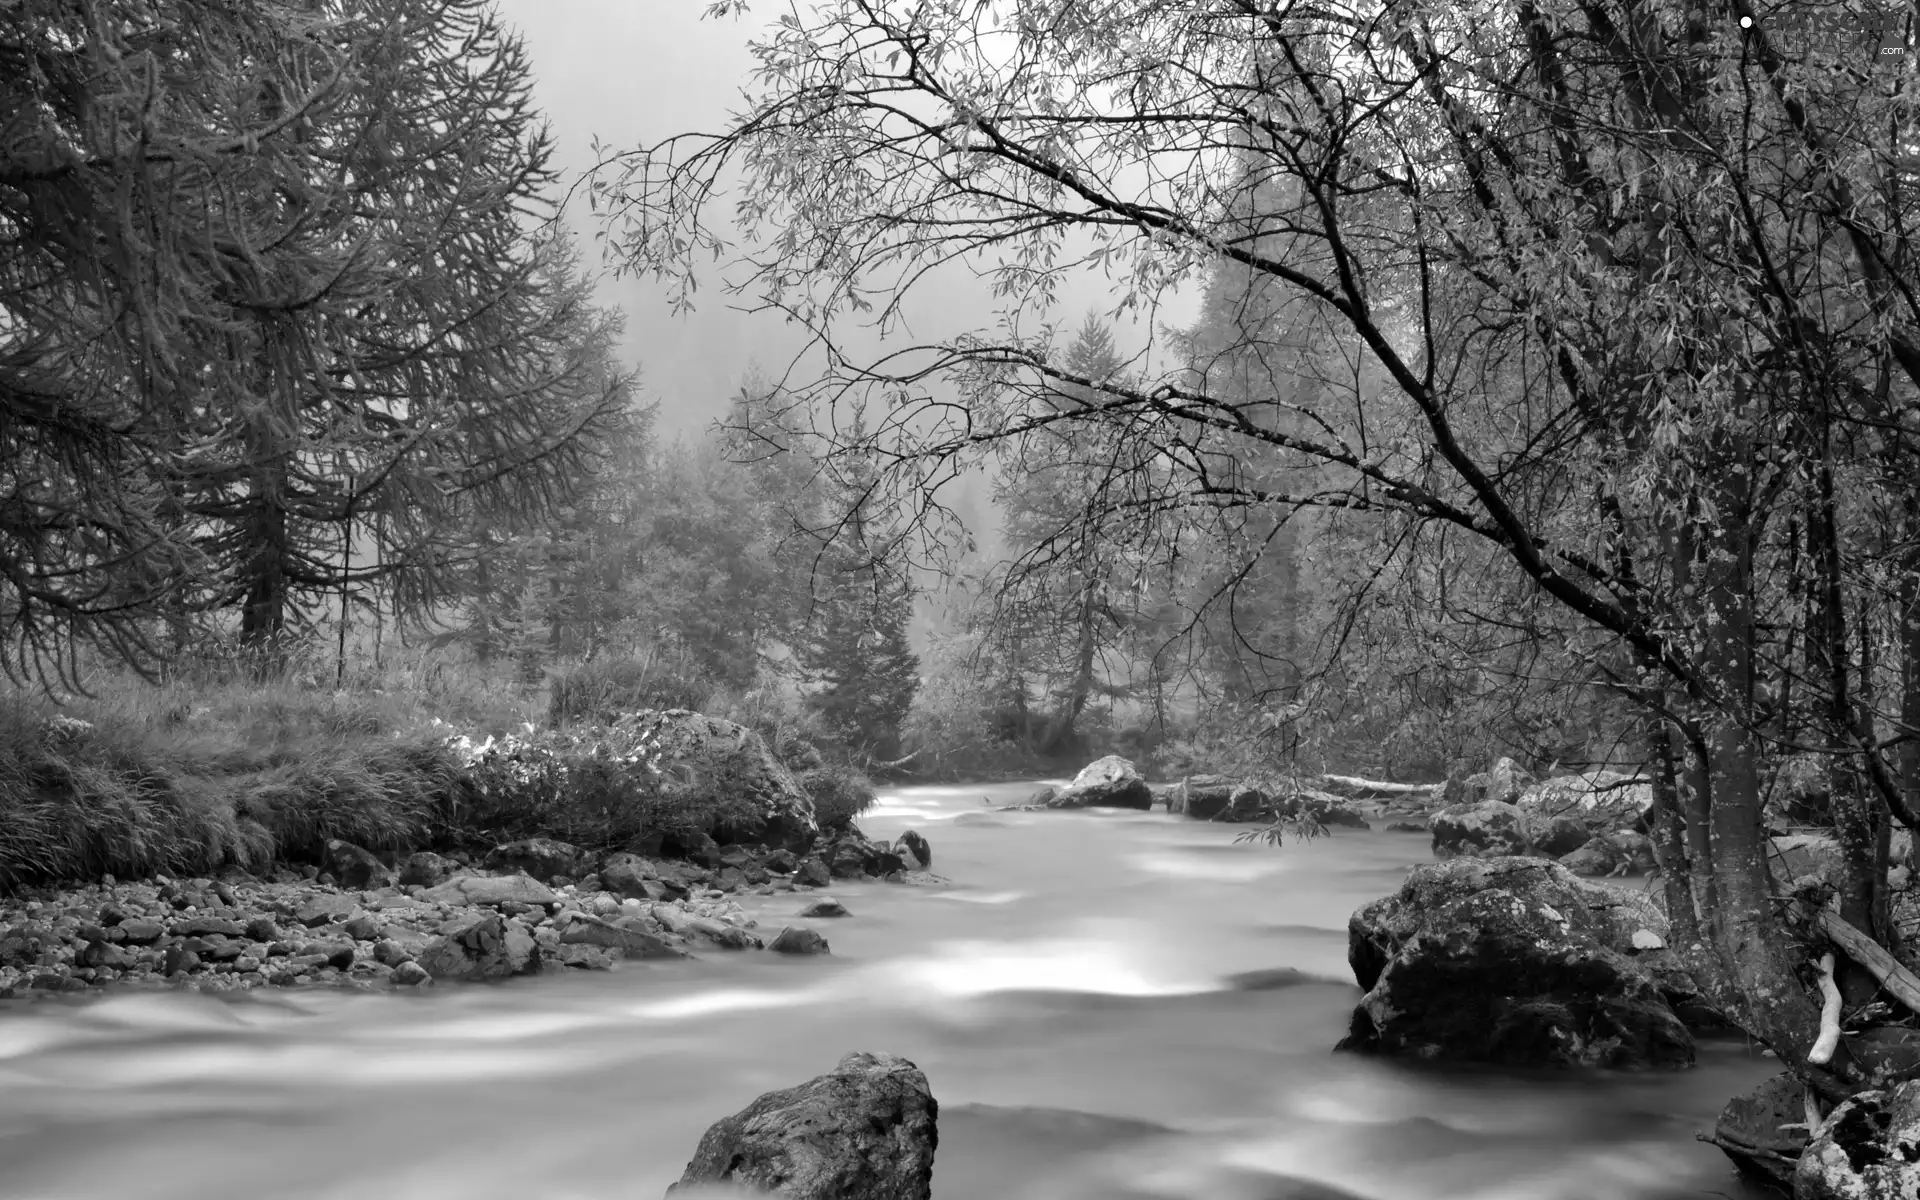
[0,638,878,891]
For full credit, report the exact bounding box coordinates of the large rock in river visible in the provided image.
[1795,1080,1920,1200]
[1046,756,1153,810]
[627,709,820,852]
[1340,856,1697,1070]
[1172,775,1237,819]
[667,1051,937,1200]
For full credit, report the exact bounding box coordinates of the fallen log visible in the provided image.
[1816,909,1920,1016]
[1316,773,1443,799]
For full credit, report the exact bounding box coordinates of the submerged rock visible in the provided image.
[797,897,850,918]
[667,1051,937,1200]
[1341,856,1696,1070]
[768,927,830,955]
[1046,756,1153,810]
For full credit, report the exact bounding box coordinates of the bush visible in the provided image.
[548,654,713,727]
[797,765,876,830]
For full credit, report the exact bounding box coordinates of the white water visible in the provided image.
[0,781,1776,1200]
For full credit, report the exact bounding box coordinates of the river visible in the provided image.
[0,780,1779,1200]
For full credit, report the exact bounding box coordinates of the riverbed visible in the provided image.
[0,780,1777,1200]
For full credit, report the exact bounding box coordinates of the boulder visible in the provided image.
[667,1051,937,1200]
[1430,801,1538,859]
[763,849,798,875]
[601,852,660,899]
[398,851,457,889]
[1271,786,1371,830]
[797,857,832,888]
[654,905,762,950]
[558,913,687,960]
[1795,1080,1920,1199]
[768,927,831,955]
[1771,833,1844,887]
[798,897,850,919]
[484,838,582,884]
[1534,816,1592,858]
[1045,756,1153,810]
[623,709,820,852]
[421,875,557,907]
[1712,1072,1809,1191]
[1340,856,1696,1070]
[895,830,932,871]
[322,840,391,890]
[1516,769,1654,836]
[1482,756,1536,804]
[1384,820,1427,833]
[1559,830,1657,877]
[414,912,541,981]
[293,894,358,928]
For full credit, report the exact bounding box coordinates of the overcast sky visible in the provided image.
[492,1,1202,444]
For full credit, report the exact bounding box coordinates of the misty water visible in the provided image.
[0,780,1778,1200]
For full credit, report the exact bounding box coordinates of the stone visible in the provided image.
[1516,769,1654,837]
[1384,820,1427,833]
[77,941,136,970]
[1172,775,1237,819]
[1482,756,1536,804]
[654,906,761,950]
[484,838,582,884]
[797,898,850,919]
[895,830,932,871]
[664,828,726,869]
[768,927,830,955]
[559,913,688,960]
[163,945,200,977]
[797,857,832,888]
[1046,755,1153,810]
[551,943,620,971]
[244,916,281,943]
[296,940,356,970]
[413,913,541,981]
[1340,856,1696,1070]
[342,914,385,942]
[393,960,431,986]
[322,840,392,890]
[1533,816,1592,858]
[398,851,457,889]
[1559,830,1657,877]
[600,852,660,898]
[1795,1080,1920,1199]
[293,894,357,928]
[175,916,245,938]
[1711,1072,1808,1191]
[622,709,820,852]
[115,919,166,946]
[1430,800,1539,859]
[1271,786,1371,830]
[421,875,557,907]
[667,1051,937,1200]
[763,849,798,874]
[372,939,413,967]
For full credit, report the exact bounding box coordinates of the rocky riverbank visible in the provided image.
[0,825,937,1002]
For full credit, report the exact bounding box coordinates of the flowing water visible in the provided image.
[0,781,1779,1200]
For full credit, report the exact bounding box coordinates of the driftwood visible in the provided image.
[1315,773,1442,799]
[1809,951,1843,1066]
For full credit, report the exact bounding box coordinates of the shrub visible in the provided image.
[797,765,876,830]
[548,655,712,727]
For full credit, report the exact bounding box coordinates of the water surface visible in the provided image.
[0,781,1776,1199]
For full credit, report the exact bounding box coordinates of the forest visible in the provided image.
[5,0,1920,1190]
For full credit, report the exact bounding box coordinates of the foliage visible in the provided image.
[796,765,877,831]
[547,652,714,728]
